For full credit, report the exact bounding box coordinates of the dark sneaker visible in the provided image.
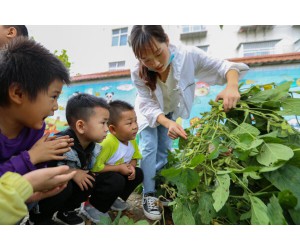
[143,193,162,221]
[111,198,129,211]
[53,211,85,225]
[27,211,61,225]
[26,217,61,225]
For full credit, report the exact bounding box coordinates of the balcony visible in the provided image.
[238,25,274,33]
[180,25,207,40]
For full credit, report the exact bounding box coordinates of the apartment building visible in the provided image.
[98,25,300,72]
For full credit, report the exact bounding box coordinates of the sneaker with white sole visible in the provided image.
[80,203,109,224]
[111,198,129,211]
[53,211,85,225]
[143,193,162,221]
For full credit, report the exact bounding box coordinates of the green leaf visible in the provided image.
[98,215,113,225]
[189,154,205,168]
[256,143,294,166]
[278,190,298,210]
[172,199,195,225]
[258,131,278,138]
[178,168,200,192]
[276,98,300,116]
[248,81,291,103]
[198,192,216,224]
[249,196,270,225]
[162,168,200,194]
[207,148,219,160]
[160,167,182,179]
[240,211,251,221]
[134,220,150,225]
[232,123,260,136]
[267,196,287,225]
[212,174,230,212]
[264,164,300,210]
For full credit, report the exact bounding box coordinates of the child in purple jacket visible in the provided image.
[0,37,73,177]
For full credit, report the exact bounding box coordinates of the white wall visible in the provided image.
[27,25,300,76]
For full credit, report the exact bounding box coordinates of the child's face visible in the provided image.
[83,107,109,143]
[18,79,63,130]
[112,110,138,143]
[139,38,170,74]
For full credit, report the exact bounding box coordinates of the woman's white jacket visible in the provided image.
[131,43,249,132]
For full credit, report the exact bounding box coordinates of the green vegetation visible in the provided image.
[159,82,300,224]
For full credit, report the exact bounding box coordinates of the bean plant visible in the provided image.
[160,82,300,225]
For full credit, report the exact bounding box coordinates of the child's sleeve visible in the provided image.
[0,172,33,224]
[0,151,39,177]
[0,123,47,177]
[91,139,114,173]
[131,140,142,160]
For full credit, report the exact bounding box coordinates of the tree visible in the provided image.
[54,49,72,70]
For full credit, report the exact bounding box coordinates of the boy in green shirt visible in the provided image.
[80,100,144,223]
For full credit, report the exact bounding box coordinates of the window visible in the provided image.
[241,40,279,57]
[112,27,128,46]
[182,25,206,33]
[109,61,125,71]
[197,45,209,52]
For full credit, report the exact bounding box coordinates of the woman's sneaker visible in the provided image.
[53,211,85,225]
[79,202,109,224]
[143,193,162,221]
[111,198,129,211]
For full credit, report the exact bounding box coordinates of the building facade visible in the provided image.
[97,25,300,72]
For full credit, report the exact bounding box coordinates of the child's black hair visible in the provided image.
[0,36,70,106]
[109,100,134,126]
[4,25,29,37]
[66,93,110,127]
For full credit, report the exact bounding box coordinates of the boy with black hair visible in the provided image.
[29,93,110,225]
[0,36,74,224]
[0,37,73,177]
[80,100,144,223]
[0,25,28,47]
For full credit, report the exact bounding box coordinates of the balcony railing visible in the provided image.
[180,25,207,39]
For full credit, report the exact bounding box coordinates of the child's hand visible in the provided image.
[45,135,74,146]
[26,184,67,203]
[73,169,95,191]
[23,165,75,191]
[127,165,136,180]
[28,133,74,165]
[117,164,133,176]
[24,165,76,203]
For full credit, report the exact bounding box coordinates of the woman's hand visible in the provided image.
[215,85,240,112]
[167,120,187,140]
[157,114,187,140]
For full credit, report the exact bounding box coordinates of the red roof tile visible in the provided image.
[228,52,300,66]
[71,69,131,83]
[70,52,300,82]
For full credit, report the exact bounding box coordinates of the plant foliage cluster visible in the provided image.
[160,82,300,225]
